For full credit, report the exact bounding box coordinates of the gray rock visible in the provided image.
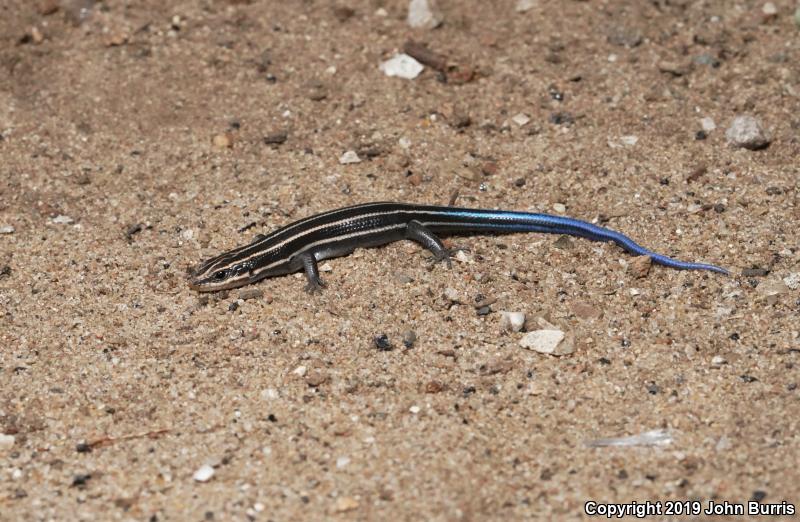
[725,115,770,150]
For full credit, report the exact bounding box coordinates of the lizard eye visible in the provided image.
[213,270,228,280]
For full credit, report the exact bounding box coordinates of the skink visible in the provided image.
[188,202,728,292]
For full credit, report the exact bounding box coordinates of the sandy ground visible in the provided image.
[1,0,799,520]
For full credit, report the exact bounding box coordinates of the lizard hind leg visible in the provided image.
[406,220,452,268]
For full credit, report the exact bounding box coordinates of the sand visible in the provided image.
[1,0,799,520]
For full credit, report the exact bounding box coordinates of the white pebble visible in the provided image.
[51,215,74,224]
[725,115,770,150]
[700,117,716,132]
[519,329,573,355]
[0,225,14,234]
[336,456,351,468]
[339,150,362,164]
[443,287,461,302]
[379,53,424,80]
[254,502,265,512]
[711,355,727,366]
[782,273,800,290]
[499,311,526,332]
[409,405,421,414]
[407,0,442,29]
[0,433,15,451]
[511,113,530,126]
[193,464,215,482]
[320,262,333,272]
[619,135,639,146]
[515,0,537,12]
[552,203,566,213]
[762,2,777,15]
[260,388,279,400]
[375,7,388,16]
[292,365,307,377]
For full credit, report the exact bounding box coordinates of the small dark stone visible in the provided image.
[742,267,769,277]
[695,130,707,140]
[267,414,277,422]
[263,131,288,145]
[76,442,92,453]
[646,382,661,395]
[549,112,574,125]
[228,302,239,312]
[598,357,611,365]
[402,330,416,349]
[751,490,767,503]
[476,305,492,316]
[125,223,142,240]
[740,375,758,383]
[71,474,92,488]
[0,265,10,279]
[693,54,721,68]
[618,469,628,480]
[514,177,526,187]
[659,178,670,185]
[621,338,631,347]
[765,186,783,196]
[462,385,476,396]
[332,6,356,22]
[713,203,726,213]
[374,334,392,351]
[729,332,740,341]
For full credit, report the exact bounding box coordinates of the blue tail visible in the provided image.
[427,208,729,275]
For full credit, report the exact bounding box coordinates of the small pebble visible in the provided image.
[292,365,307,377]
[515,0,537,12]
[628,255,652,278]
[407,0,442,29]
[212,133,233,149]
[402,329,417,348]
[511,113,530,126]
[237,289,263,301]
[700,117,717,132]
[742,267,769,277]
[263,131,288,145]
[443,287,461,302]
[571,301,602,320]
[762,2,777,16]
[553,236,574,249]
[783,273,800,290]
[305,370,328,387]
[725,115,770,150]
[499,311,526,332]
[52,215,74,224]
[409,405,421,414]
[711,355,727,367]
[193,464,215,482]
[339,150,361,164]
[519,329,574,355]
[336,456,350,468]
[0,433,15,451]
[552,203,566,213]
[379,53,424,80]
[756,279,788,305]
[332,496,359,513]
[260,388,279,400]
[0,225,14,234]
[374,334,392,351]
